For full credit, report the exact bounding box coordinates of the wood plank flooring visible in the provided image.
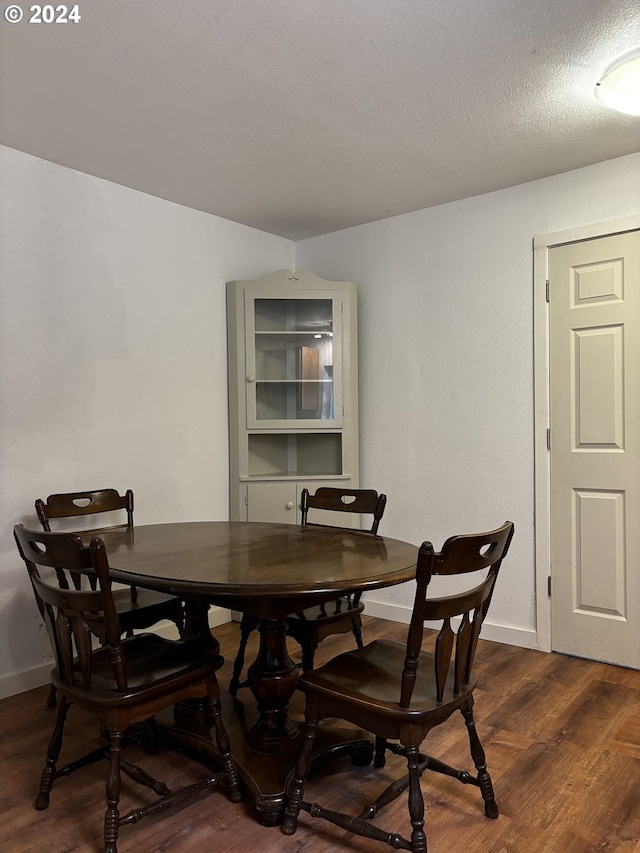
[1,616,638,852]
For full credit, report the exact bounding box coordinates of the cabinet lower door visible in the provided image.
[246,482,298,522]
[245,480,358,527]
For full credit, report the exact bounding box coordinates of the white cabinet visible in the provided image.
[227,270,359,523]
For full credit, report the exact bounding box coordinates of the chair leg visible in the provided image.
[229,614,257,695]
[351,614,364,649]
[35,696,70,810]
[171,601,185,639]
[406,746,427,853]
[143,716,159,755]
[104,729,123,853]
[300,638,318,673]
[206,679,242,803]
[374,735,387,768]
[281,712,320,835]
[461,700,498,819]
[46,683,57,708]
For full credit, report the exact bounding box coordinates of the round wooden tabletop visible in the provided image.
[97,521,417,607]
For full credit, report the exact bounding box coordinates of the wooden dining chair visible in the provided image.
[14,524,241,853]
[228,486,387,696]
[282,521,515,853]
[36,489,184,706]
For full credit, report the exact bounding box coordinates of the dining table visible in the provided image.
[92,520,417,824]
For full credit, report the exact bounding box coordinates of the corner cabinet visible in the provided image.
[227,269,359,523]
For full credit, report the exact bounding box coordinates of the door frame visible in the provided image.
[533,214,640,653]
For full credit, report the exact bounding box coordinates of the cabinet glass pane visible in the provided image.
[254,298,334,421]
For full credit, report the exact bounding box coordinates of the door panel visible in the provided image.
[572,489,626,616]
[549,230,639,668]
[573,325,624,448]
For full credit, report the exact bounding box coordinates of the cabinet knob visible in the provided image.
[247,375,256,383]
[285,502,294,510]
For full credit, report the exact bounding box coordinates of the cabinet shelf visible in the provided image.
[241,473,352,482]
[256,379,333,384]
[247,432,343,477]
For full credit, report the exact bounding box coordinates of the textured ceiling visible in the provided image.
[1,0,639,239]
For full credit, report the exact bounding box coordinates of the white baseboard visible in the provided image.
[361,600,539,650]
[0,663,54,701]
[0,606,232,701]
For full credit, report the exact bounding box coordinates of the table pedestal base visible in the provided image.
[156,687,373,826]
[245,618,300,754]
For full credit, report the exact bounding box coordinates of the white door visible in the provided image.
[549,230,639,669]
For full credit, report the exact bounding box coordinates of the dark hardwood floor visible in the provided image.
[1,616,638,852]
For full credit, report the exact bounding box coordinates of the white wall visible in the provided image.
[0,146,294,696]
[296,153,640,647]
[3,147,638,696]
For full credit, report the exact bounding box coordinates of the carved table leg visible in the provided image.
[246,618,299,753]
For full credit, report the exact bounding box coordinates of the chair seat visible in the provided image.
[112,587,180,625]
[51,633,224,706]
[287,598,364,625]
[301,638,477,718]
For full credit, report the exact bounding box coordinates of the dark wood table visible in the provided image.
[95,521,417,824]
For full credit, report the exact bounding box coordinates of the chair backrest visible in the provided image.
[14,525,127,692]
[300,487,387,534]
[399,521,514,708]
[35,489,134,533]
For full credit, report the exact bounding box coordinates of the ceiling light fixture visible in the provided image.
[595,48,640,116]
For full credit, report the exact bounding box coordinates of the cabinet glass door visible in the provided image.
[245,290,343,428]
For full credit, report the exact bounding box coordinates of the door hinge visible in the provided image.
[546,428,551,450]
[547,575,552,597]
[546,280,550,302]
[244,493,248,505]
